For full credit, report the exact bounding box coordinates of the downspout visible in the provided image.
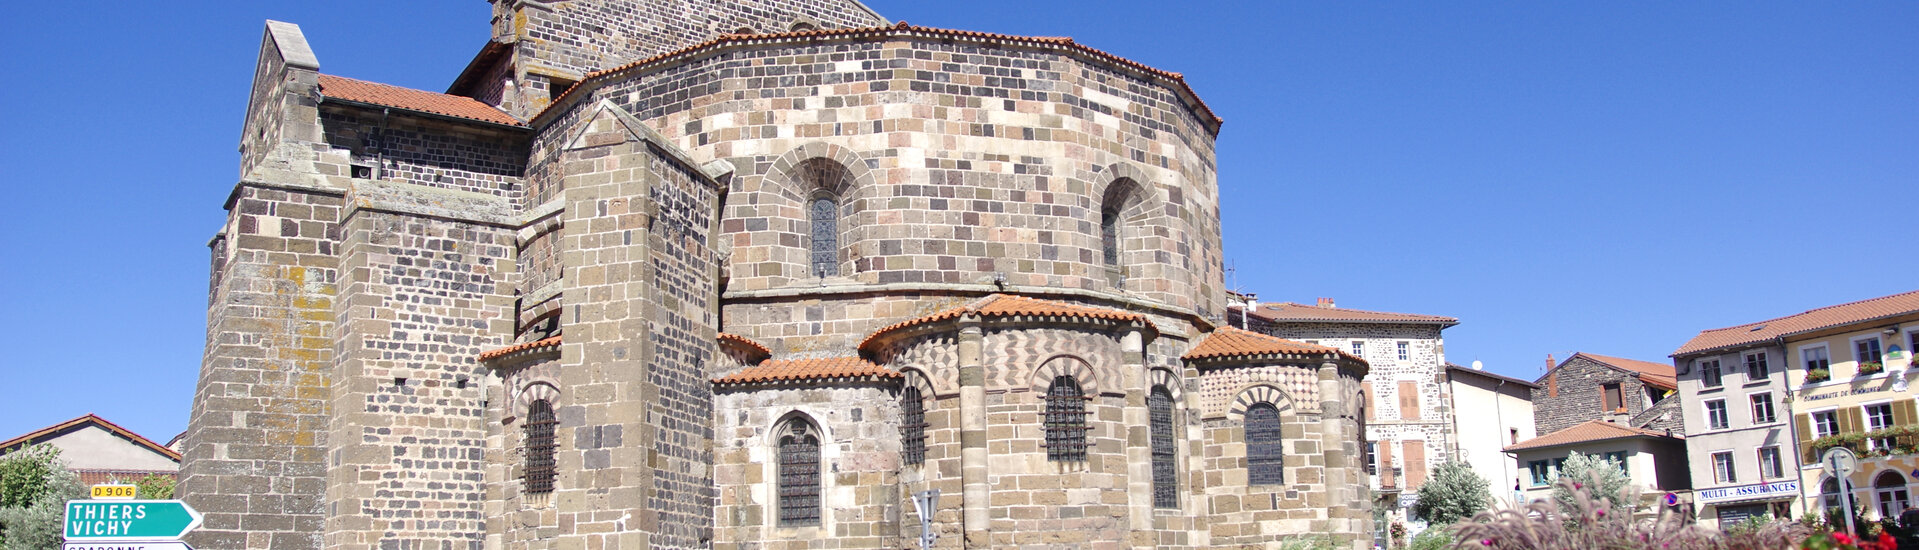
[375,107,390,180]
[1776,335,1813,518]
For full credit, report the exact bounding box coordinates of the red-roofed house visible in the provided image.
[1673,289,1919,526]
[1504,419,1691,509]
[0,414,180,486]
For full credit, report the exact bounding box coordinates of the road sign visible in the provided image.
[90,485,138,500]
[64,500,203,541]
[1822,447,1858,476]
[64,542,193,550]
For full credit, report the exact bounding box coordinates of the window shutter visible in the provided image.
[1379,439,1397,488]
[1839,407,1864,435]
[1892,401,1918,430]
[1363,386,1376,421]
[1399,381,1420,420]
[1404,440,1427,489]
[1795,413,1815,464]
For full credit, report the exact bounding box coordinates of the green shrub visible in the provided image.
[0,444,85,550]
[1411,462,1492,525]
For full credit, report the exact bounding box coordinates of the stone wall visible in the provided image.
[1258,321,1451,495]
[711,384,901,549]
[1533,355,1663,436]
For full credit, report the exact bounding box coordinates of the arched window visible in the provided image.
[778,417,821,526]
[524,399,557,493]
[809,193,839,277]
[1821,477,1844,514]
[1875,471,1910,519]
[900,387,926,466]
[1149,385,1177,508]
[1246,402,1284,485]
[1100,206,1121,266]
[790,21,818,32]
[1044,376,1088,462]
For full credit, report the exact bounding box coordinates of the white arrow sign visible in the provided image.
[64,542,194,550]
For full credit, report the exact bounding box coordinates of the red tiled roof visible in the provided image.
[1182,326,1362,364]
[76,470,177,487]
[1572,352,1677,391]
[1242,302,1458,326]
[318,74,523,127]
[478,335,562,361]
[1505,420,1675,452]
[0,414,181,462]
[1672,289,1919,357]
[712,356,899,386]
[718,333,772,357]
[539,22,1221,132]
[858,294,1153,351]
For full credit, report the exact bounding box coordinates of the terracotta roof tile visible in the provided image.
[1182,326,1361,364]
[712,356,899,386]
[478,335,562,361]
[540,22,1221,132]
[1243,302,1458,326]
[1505,419,1676,452]
[858,294,1153,351]
[76,470,177,486]
[718,332,771,357]
[1573,352,1677,391]
[318,74,523,127]
[0,414,181,462]
[1672,289,1919,357]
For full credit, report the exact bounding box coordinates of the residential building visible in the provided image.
[1673,319,1803,526]
[0,414,181,486]
[1231,298,1458,538]
[1675,289,1919,523]
[1505,420,1692,510]
[1443,362,1537,507]
[1532,352,1684,437]
[179,3,1382,549]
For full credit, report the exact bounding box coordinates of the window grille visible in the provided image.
[1149,386,1177,508]
[809,196,839,277]
[524,399,557,493]
[778,419,821,526]
[1246,403,1284,485]
[900,387,927,466]
[1044,376,1089,462]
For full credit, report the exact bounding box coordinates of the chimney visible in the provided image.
[1242,293,1257,330]
[1545,353,1556,372]
[1317,297,1335,308]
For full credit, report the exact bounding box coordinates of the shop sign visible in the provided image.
[1696,481,1799,504]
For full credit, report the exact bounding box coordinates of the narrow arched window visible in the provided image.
[1821,477,1844,514]
[900,387,926,466]
[809,194,839,277]
[1875,471,1910,519]
[1149,386,1177,508]
[1044,376,1087,462]
[524,399,557,493]
[1100,206,1121,266]
[778,418,821,526]
[1246,402,1284,485]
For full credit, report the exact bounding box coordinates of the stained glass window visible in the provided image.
[524,399,557,493]
[779,418,821,526]
[900,387,926,466]
[1150,386,1177,508]
[1246,403,1284,485]
[810,196,838,277]
[1044,376,1088,462]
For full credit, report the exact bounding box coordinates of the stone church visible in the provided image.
[180,1,1375,548]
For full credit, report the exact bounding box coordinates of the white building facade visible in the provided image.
[1443,364,1537,508]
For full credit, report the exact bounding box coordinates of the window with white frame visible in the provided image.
[1351,341,1365,357]
[1803,345,1830,376]
[1700,359,1723,388]
[1705,400,1729,430]
[1397,341,1410,361]
[1745,351,1769,379]
[1750,393,1776,424]
[1712,451,1737,483]
[1758,446,1784,479]
[1811,410,1840,438]
[1855,337,1883,364]
[1865,403,1895,450]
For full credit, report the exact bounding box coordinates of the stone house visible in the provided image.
[179,2,1380,549]
[1532,352,1683,437]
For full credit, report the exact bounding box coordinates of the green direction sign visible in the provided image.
[65,500,203,541]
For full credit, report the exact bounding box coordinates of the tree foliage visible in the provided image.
[134,474,175,500]
[0,444,85,550]
[1551,451,1635,513]
[1410,461,1491,525]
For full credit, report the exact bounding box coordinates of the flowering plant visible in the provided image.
[1800,531,1897,550]
[1807,368,1832,383]
[1856,361,1884,376]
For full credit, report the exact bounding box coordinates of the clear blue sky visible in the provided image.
[1,1,1913,442]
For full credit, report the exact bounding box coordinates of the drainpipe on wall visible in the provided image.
[1775,335,1813,518]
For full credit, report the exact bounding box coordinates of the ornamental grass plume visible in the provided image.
[1446,471,1807,550]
